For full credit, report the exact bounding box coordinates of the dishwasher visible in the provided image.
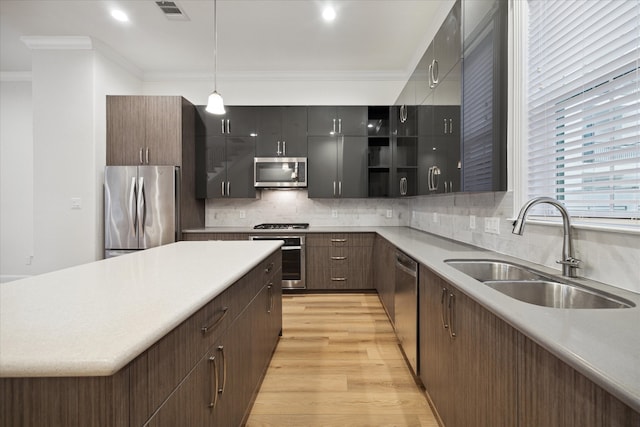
[394,250,419,375]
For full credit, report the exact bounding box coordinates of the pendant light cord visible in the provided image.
[213,0,218,92]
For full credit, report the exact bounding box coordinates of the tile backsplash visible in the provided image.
[205,189,408,227]
[205,189,639,294]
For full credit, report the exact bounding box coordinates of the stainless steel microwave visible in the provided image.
[254,157,307,188]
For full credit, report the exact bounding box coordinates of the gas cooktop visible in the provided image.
[253,223,310,230]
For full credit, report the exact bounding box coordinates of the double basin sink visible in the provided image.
[444,259,635,309]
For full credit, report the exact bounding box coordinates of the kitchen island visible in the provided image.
[0,240,283,426]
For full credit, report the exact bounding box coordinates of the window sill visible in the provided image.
[505,217,640,236]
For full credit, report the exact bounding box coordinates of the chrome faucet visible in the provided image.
[512,197,581,278]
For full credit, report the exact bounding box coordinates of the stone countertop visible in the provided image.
[184,225,640,412]
[0,240,282,378]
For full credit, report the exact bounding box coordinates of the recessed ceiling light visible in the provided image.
[322,6,336,22]
[111,10,129,22]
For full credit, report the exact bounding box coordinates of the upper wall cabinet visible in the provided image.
[307,106,368,136]
[461,0,508,192]
[194,106,256,199]
[107,96,184,166]
[255,106,308,157]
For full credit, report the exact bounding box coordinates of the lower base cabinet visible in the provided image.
[0,251,282,427]
[419,265,640,427]
[419,265,517,427]
[373,235,396,325]
[306,233,374,290]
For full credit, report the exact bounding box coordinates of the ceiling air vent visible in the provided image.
[155,1,190,21]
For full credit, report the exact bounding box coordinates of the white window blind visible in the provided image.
[527,0,640,219]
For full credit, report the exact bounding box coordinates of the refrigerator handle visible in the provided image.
[129,176,138,236]
[138,177,146,235]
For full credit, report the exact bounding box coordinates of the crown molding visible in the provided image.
[0,71,32,82]
[20,36,93,50]
[143,70,408,83]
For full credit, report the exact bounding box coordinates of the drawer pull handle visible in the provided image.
[331,239,347,243]
[331,277,347,281]
[217,345,227,394]
[208,355,219,409]
[201,306,229,334]
[265,262,274,274]
[331,256,347,260]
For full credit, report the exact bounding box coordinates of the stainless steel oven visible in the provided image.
[249,235,306,289]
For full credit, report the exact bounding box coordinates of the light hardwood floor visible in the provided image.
[246,293,439,427]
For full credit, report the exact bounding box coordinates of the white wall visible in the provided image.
[0,80,34,281]
[0,43,142,281]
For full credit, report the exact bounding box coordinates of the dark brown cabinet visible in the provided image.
[106,95,204,230]
[373,235,396,325]
[419,264,518,427]
[306,233,374,290]
[107,96,184,166]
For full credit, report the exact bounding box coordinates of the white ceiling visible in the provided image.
[0,0,447,81]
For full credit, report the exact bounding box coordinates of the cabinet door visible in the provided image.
[225,106,257,137]
[415,44,434,106]
[419,266,453,425]
[339,136,368,197]
[255,107,282,157]
[106,96,145,165]
[307,136,338,198]
[281,106,308,156]
[226,136,256,198]
[145,96,182,165]
[434,0,461,81]
[374,236,396,325]
[395,105,417,137]
[336,106,368,136]
[200,135,227,199]
[307,106,337,135]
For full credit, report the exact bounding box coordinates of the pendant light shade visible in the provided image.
[206,90,225,114]
[206,0,225,115]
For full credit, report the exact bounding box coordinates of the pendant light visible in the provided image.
[206,0,225,114]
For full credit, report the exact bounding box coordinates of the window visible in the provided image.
[526,0,639,219]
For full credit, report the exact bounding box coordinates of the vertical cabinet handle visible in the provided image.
[448,293,457,338]
[338,181,342,196]
[267,283,273,313]
[221,181,225,196]
[445,181,449,193]
[449,118,453,134]
[338,118,342,134]
[444,118,448,134]
[277,141,281,156]
[332,118,336,134]
[217,345,227,394]
[145,147,149,164]
[428,63,435,89]
[139,148,143,165]
[226,181,230,197]
[333,181,336,196]
[221,119,225,134]
[432,59,439,85]
[226,120,231,134]
[208,356,219,409]
[282,141,286,156]
[440,287,449,329]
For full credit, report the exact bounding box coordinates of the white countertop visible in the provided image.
[0,241,282,378]
[186,226,640,412]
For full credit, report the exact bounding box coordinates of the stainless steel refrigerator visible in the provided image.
[104,165,180,258]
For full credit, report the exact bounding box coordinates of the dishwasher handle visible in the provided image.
[396,252,417,277]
